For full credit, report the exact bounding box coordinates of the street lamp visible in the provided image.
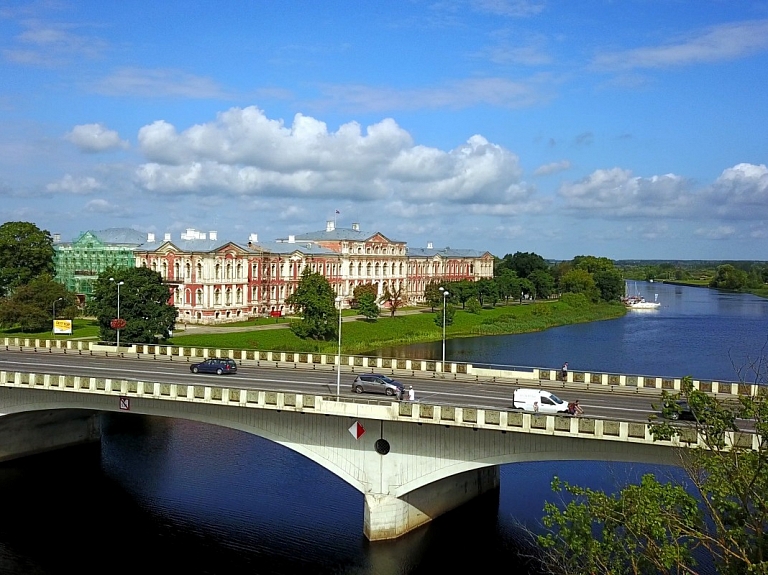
[335,295,343,397]
[109,277,125,349]
[52,297,64,335]
[439,287,450,374]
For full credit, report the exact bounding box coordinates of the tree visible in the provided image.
[498,251,549,278]
[0,221,55,297]
[538,375,768,575]
[593,268,624,302]
[0,275,76,332]
[357,290,380,321]
[424,280,443,312]
[446,280,477,309]
[528,269,555,300]
[496,270,521,303]
[379,283,407,317]
[352,283,377,308]
[465,297,481,314]
[709,264,749,290]
[572,255,615,274]
[559,269,598,302]
[434,302,455,327]
[88,267,177,344]
[285,268,337,340]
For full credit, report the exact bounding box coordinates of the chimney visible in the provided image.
[248,233,258,243]
[209,231,217,241]
[427,242,433,249]
[326,220,335,232]
[288,235,295,243]
[164,233,171,241]
[352,223,359,231]
[147,232,155,242]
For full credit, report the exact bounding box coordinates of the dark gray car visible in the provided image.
[352,373,404,397]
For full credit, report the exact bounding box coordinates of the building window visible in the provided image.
[214,289,221,305]
[236,288,242,304]
[196,289,203,305]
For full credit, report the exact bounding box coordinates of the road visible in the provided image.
[0,347,666,423]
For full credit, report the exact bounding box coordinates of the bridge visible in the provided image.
[0,337,762,540]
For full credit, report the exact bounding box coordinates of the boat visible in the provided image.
[624,293,661,310]
[622,281,661,309]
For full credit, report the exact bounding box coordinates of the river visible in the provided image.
[1,282,766,574]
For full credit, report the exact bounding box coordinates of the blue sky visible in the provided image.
[1,0,767,261]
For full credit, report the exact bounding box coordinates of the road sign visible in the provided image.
[119,397,130,411]
[110,318,127,329]
[348,421,365,440]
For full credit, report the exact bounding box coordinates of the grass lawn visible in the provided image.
[169,301,626,355]
[0,318,101,340]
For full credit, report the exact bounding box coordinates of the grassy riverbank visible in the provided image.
[169,299,626,355]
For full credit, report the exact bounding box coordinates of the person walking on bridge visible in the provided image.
[561,362,568,382]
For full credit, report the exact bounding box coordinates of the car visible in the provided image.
[512,388,570,414]
[352,373,404,397]
[190,358,238,375]
[662,399,695,420]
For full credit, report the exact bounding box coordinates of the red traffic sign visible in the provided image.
[348,421,365,440]
[110,318,127,329]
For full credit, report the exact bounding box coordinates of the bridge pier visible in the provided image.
[0,409,101,462]
[364,466,500,540]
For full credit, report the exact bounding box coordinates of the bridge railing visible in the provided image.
[1,336,757,397]
[0,368,761,453]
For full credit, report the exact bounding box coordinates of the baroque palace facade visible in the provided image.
[56,221,493,325]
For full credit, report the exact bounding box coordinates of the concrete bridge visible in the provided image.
[1,366,759,540]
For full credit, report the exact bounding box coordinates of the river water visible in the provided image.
[1,283,766,574]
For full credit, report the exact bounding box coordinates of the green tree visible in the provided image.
[357,290,380,321]
[0,221,55,297]
[559,269,598,302]
[593,268,625,302]
[446,280,477,309]
[434,302,455,327]
[499,251,549,278]
[465,296,481,314]
[0,275,77,332]
[89,267,177,344]
[539,375,768,575]
[285,268,337,340]
[528,269,555,300]
[379,283,407,317]
[352,283,377,308]
[572,255,615,274]
[496,270,521,303]
[709,264,748,290]
[424,280,443,312]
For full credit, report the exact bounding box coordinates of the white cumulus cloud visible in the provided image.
[66,123,128,153]
[558,168,693,217]
[134,106,536,214]
[46,174,102,194]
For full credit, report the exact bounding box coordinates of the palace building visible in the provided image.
[57,221,493,324]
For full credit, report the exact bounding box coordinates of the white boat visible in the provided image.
[624,293,660,310]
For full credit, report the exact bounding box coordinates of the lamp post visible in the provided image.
[52,297,64,335]
[439,287,450,374]
[109,277,125,349]
[335,295,343,397]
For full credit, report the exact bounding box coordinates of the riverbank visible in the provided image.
[169,298,627,355]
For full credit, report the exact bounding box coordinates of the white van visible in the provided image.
[512,388,569,414]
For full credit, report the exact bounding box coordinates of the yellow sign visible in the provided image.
[53,319,72,335]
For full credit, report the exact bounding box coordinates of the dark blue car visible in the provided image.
[190,358,238,375]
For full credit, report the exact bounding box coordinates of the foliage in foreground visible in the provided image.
[88,267,176,344]
[538,374,768,575]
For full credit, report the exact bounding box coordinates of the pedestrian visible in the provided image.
[533,401,539,413]
[408,385,415,401]
[397,387,403,401]
[561,361,568,381]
